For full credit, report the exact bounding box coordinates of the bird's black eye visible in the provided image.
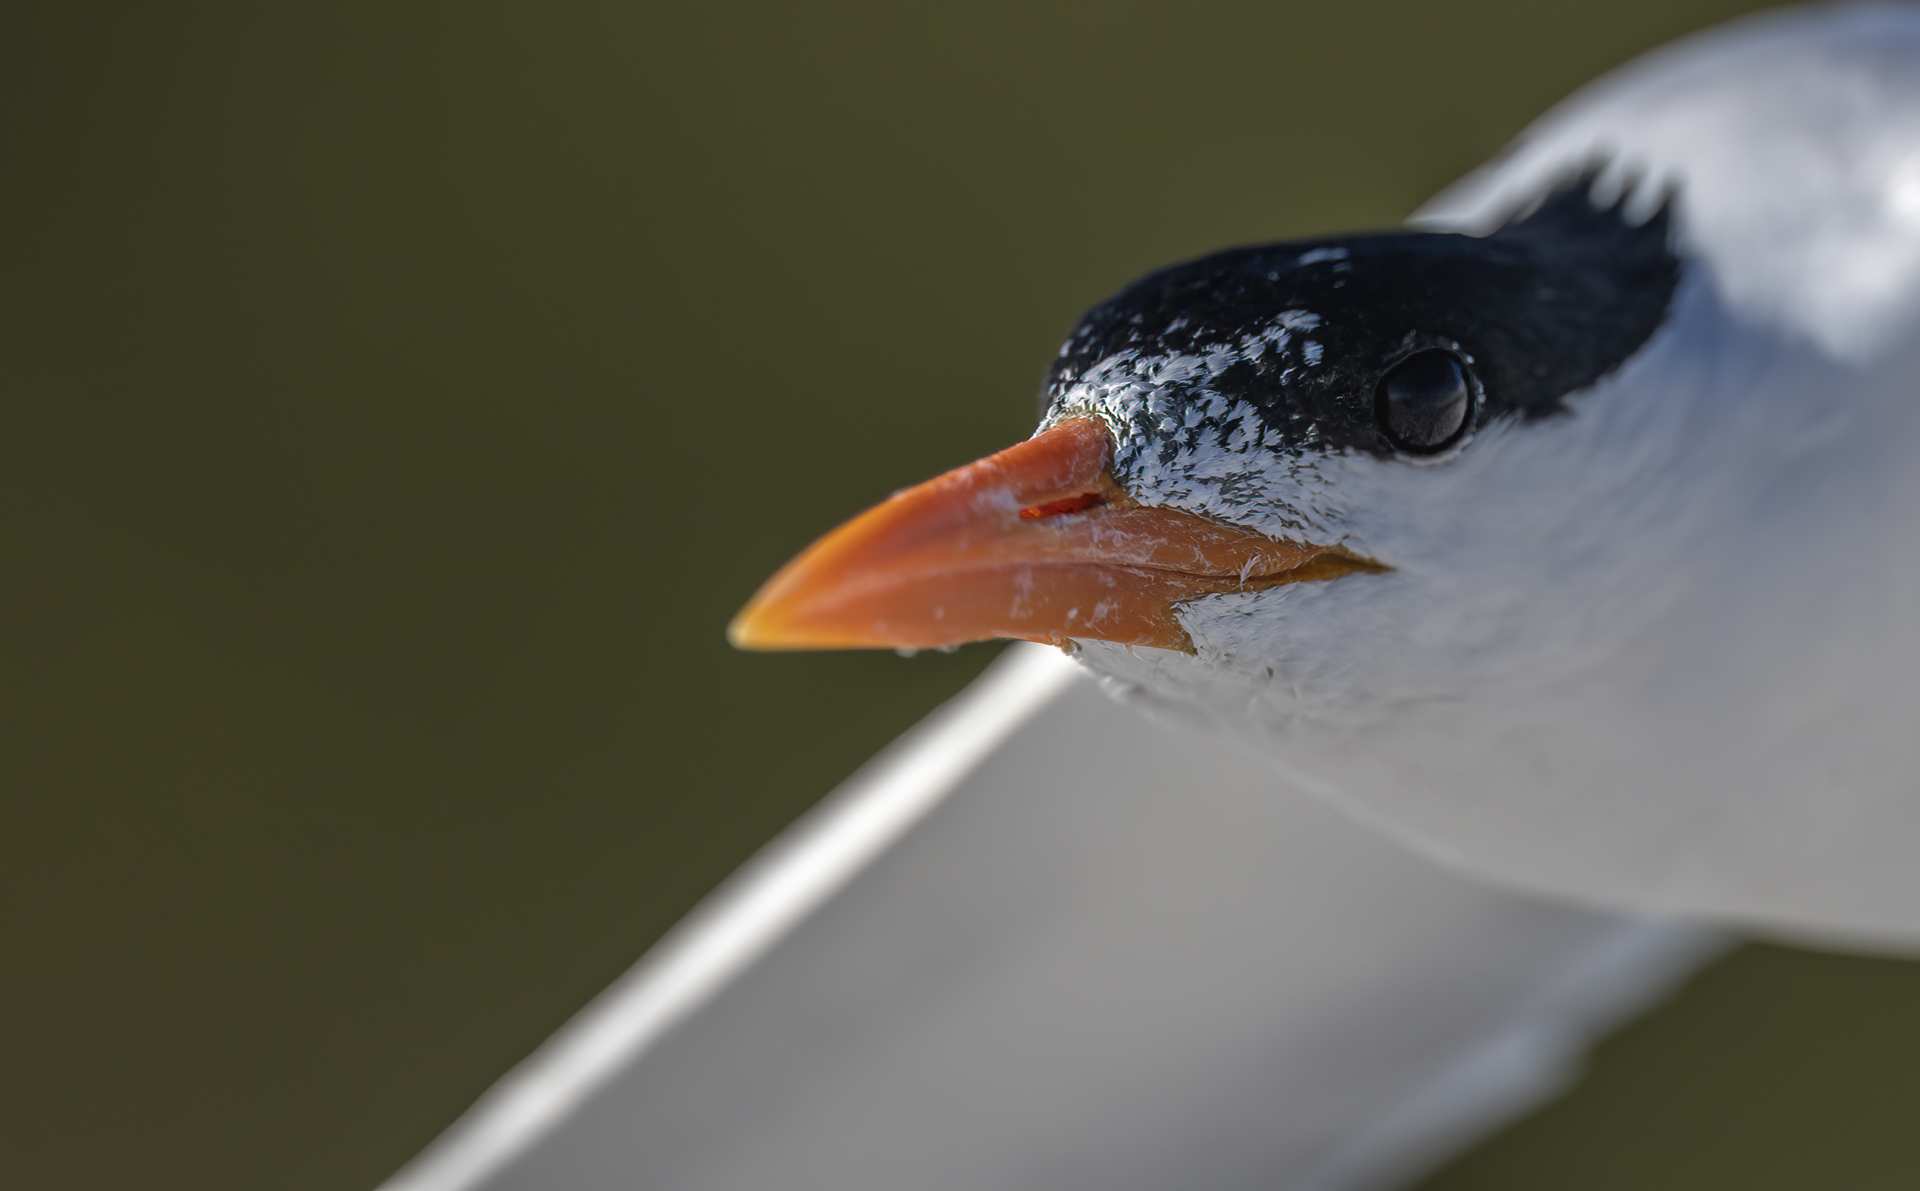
[1376,350,1474,454]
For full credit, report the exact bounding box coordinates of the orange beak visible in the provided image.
[728,418,1380,653]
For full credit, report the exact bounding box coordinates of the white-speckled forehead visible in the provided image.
[1042,309,1347,539]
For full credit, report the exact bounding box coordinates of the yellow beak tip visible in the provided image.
[727,609,773,651]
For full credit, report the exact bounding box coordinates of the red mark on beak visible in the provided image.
[1019,492,1106,520]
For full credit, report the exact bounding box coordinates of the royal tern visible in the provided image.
[386,7,1920,1189]
[736,1,1920,946]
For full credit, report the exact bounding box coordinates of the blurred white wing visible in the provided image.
[383,645,1721,1191]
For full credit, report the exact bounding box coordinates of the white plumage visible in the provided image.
[1081,4,1920,943]
[385,8,1920,1189]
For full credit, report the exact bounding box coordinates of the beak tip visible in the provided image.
[728,598,860,651]
[727,605,780,651]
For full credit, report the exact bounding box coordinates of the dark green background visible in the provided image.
[6,3,1918,1189]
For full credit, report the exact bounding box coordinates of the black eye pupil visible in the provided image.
[1377,350,1473,452]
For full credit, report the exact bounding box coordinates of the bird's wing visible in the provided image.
[382,644,1723,1191]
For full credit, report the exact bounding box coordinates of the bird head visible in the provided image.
[729,172,1681,717]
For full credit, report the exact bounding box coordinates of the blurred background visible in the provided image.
[6,2,1920,1188]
